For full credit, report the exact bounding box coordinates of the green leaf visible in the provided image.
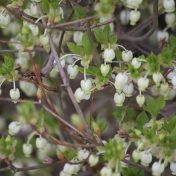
[147,52,160,73]
[136,111,149,129]
[0,55,15,79]
[162,116,176,133]
[67,42,83,55]
[122,166,144,176]
[145,96,165,118]
[82,33,93,55]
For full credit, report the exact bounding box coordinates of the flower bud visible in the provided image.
[172,76,176,87]
[39,34,49,46]
[73,31,83,45]
[165,13,176,28]
[157,31,169,43]
[67,65,78,79]
[100,167,112,176]
[132,150,141,162]
[63,163,76,175]
[122,50,133,62]
[152,72,163,86]
[88,154,99,167]
[126,0,143,9]
[103,48,115,63]
[130,10,141,25]
[136,94,145,107]
[8,121,21,135]
[152,161,165,176]
[131,57,141,69]
[0,13,10,28]
[100,64,110,77]
[23,143,33,157]
[114,92,125,106]
[137,77,149,91]
[120,10,130,25]
[115,72,128,92]
[36,137,47,150]
[10,88,20,103]
[123,83,134,97]
[77,149,89,161]
[80,79,92,93]
[163,0,175,13]
[140,151,152,167]
[170,162,176,175]
[74,88,84,103]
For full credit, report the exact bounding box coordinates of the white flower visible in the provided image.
[36,137,47,150]
[10,88,20,103]
[126,0,143,9]
[137,77,149,91]
[131,57,141,69]
[136,94,145,107]
[114,92,125,106]
[165,13,176,28]
[152,72,163,85]
[122,50,133,62]
[8,121,21,135]
[160,83,169,94]
[170,162,176,175]
[100,167,112,176]
[0,13,10,28]
[123,83,134,97]
[100,64,110,77]
[88,154,99,167]
[80,79,92,93]
[29,3,39,17]
[140,150,152,167]
[39,34,49,46]
[157,31,169,43]
[63,163,76,175]
[120,10,130,25]
[19,81,37,97]
[171,76,176,87]
[152,161,165,176]
[132,150,141,162]
[115,72,128,92]
[74,88,84,103]
[67,65,78,79]
[130,10,141,25]
[28,23,39,36]
[163,0,175,13]
[73,31,83,45]
[83,92,91,100]
[103,48,115,63]
[23,143,33,157]
[77,149,89,161]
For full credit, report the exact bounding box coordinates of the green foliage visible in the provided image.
[122,167,144,176]
[82,33,94,56]
[0,55,15,80]
[136,111,149,130]
[79,66,112,88]
[67,42,83,55]
[94,25,117,46]
[99,137,125,162]
[63,149,77,160]
[73,5,87,19]
[159,36,176,66]
[113,107,137,122]
[144,96,165,119]
[0,136,16,159]
[147,53,160,73]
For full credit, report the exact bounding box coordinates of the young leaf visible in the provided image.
[145,96,165,118]
[136,111,149,129]
[82,33,93,55]
[67,42,83,55]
